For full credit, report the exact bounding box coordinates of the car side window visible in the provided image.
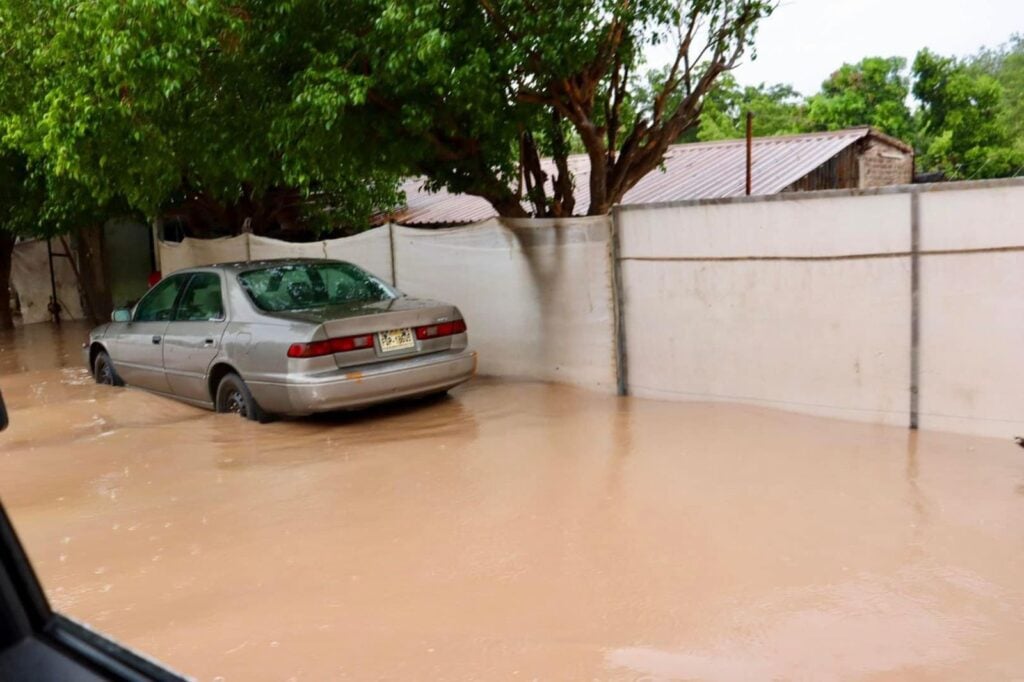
[133,275,188,322]
[175,273,224,322]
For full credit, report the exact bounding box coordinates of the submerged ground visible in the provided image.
[1,322,1022,681]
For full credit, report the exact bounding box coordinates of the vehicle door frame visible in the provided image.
[161,270,231,405]
[107,273,191,393]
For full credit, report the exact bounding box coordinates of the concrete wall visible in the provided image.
[916,185,1024,436]
[154,179,1023,440]
[616,179,1024,439]
[618,194,913,426]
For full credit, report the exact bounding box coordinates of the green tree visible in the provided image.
[805,57,913,139]
[282,0,775,217]
[0,2,128,326]
[2,0,402,239]
[0,153,42,329]
[969,34,1024,162]
[4,0,774,227]
[913,48,1023,179]
[691,73,806,141]
[0,148,124,327]
[1,1,773,322]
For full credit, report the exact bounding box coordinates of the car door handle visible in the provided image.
[204,337,216,346]
[151,335,161,345]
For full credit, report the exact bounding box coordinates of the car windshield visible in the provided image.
[237,262,396,312]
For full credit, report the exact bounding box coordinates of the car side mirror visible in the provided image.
[111,308,132,323]
[0,390,8,432]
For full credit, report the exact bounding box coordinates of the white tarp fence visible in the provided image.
[393,217,615,389]
[321,227,394,284]
[159,226,395,285]
[10,239,85,324]
[158,235,250,276]
[157,219,617,391]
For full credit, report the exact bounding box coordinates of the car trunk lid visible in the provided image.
[267,297,466,368]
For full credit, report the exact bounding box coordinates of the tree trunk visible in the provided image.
[467,173,530,218]
[75,224,113,323]
[0,231,15,330]
[487,194,529,218]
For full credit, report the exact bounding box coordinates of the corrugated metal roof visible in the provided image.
[386,127,902,226]
[390,181,497,226]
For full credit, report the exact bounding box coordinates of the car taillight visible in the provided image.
[415,319,467,340]
[287,334,374,358]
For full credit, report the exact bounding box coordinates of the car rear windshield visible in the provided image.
[237,262,397,312]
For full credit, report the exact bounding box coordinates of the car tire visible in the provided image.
[93,350,124,387]
[215,372,270,423]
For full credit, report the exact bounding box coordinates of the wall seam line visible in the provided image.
[619,245,1024,263]
[910,191,921,430]
[610,208,629,397]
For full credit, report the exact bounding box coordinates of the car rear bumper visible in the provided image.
[247,349,477,415]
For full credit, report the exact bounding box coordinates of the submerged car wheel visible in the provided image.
[215,373,269,423]
[93,351,124,387]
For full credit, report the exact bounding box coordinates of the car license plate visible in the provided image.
[378,328,415,352]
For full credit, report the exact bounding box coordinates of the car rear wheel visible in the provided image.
[215,372,270,423]
[93,351,124,387]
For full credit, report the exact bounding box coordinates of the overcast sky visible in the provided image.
[649,0,1024,95]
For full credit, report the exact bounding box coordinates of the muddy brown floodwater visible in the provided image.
[1,322,1024,681]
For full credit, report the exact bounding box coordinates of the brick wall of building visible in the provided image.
[858,139,914,188]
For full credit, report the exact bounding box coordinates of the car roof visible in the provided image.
[175,259,351,275]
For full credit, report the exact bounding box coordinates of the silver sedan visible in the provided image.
[84,259,476,421]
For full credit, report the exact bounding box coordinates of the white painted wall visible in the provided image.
[618,193,911,259]
[917,187,1024,437]
[618,182,1024,439]
[619,194,913,426]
